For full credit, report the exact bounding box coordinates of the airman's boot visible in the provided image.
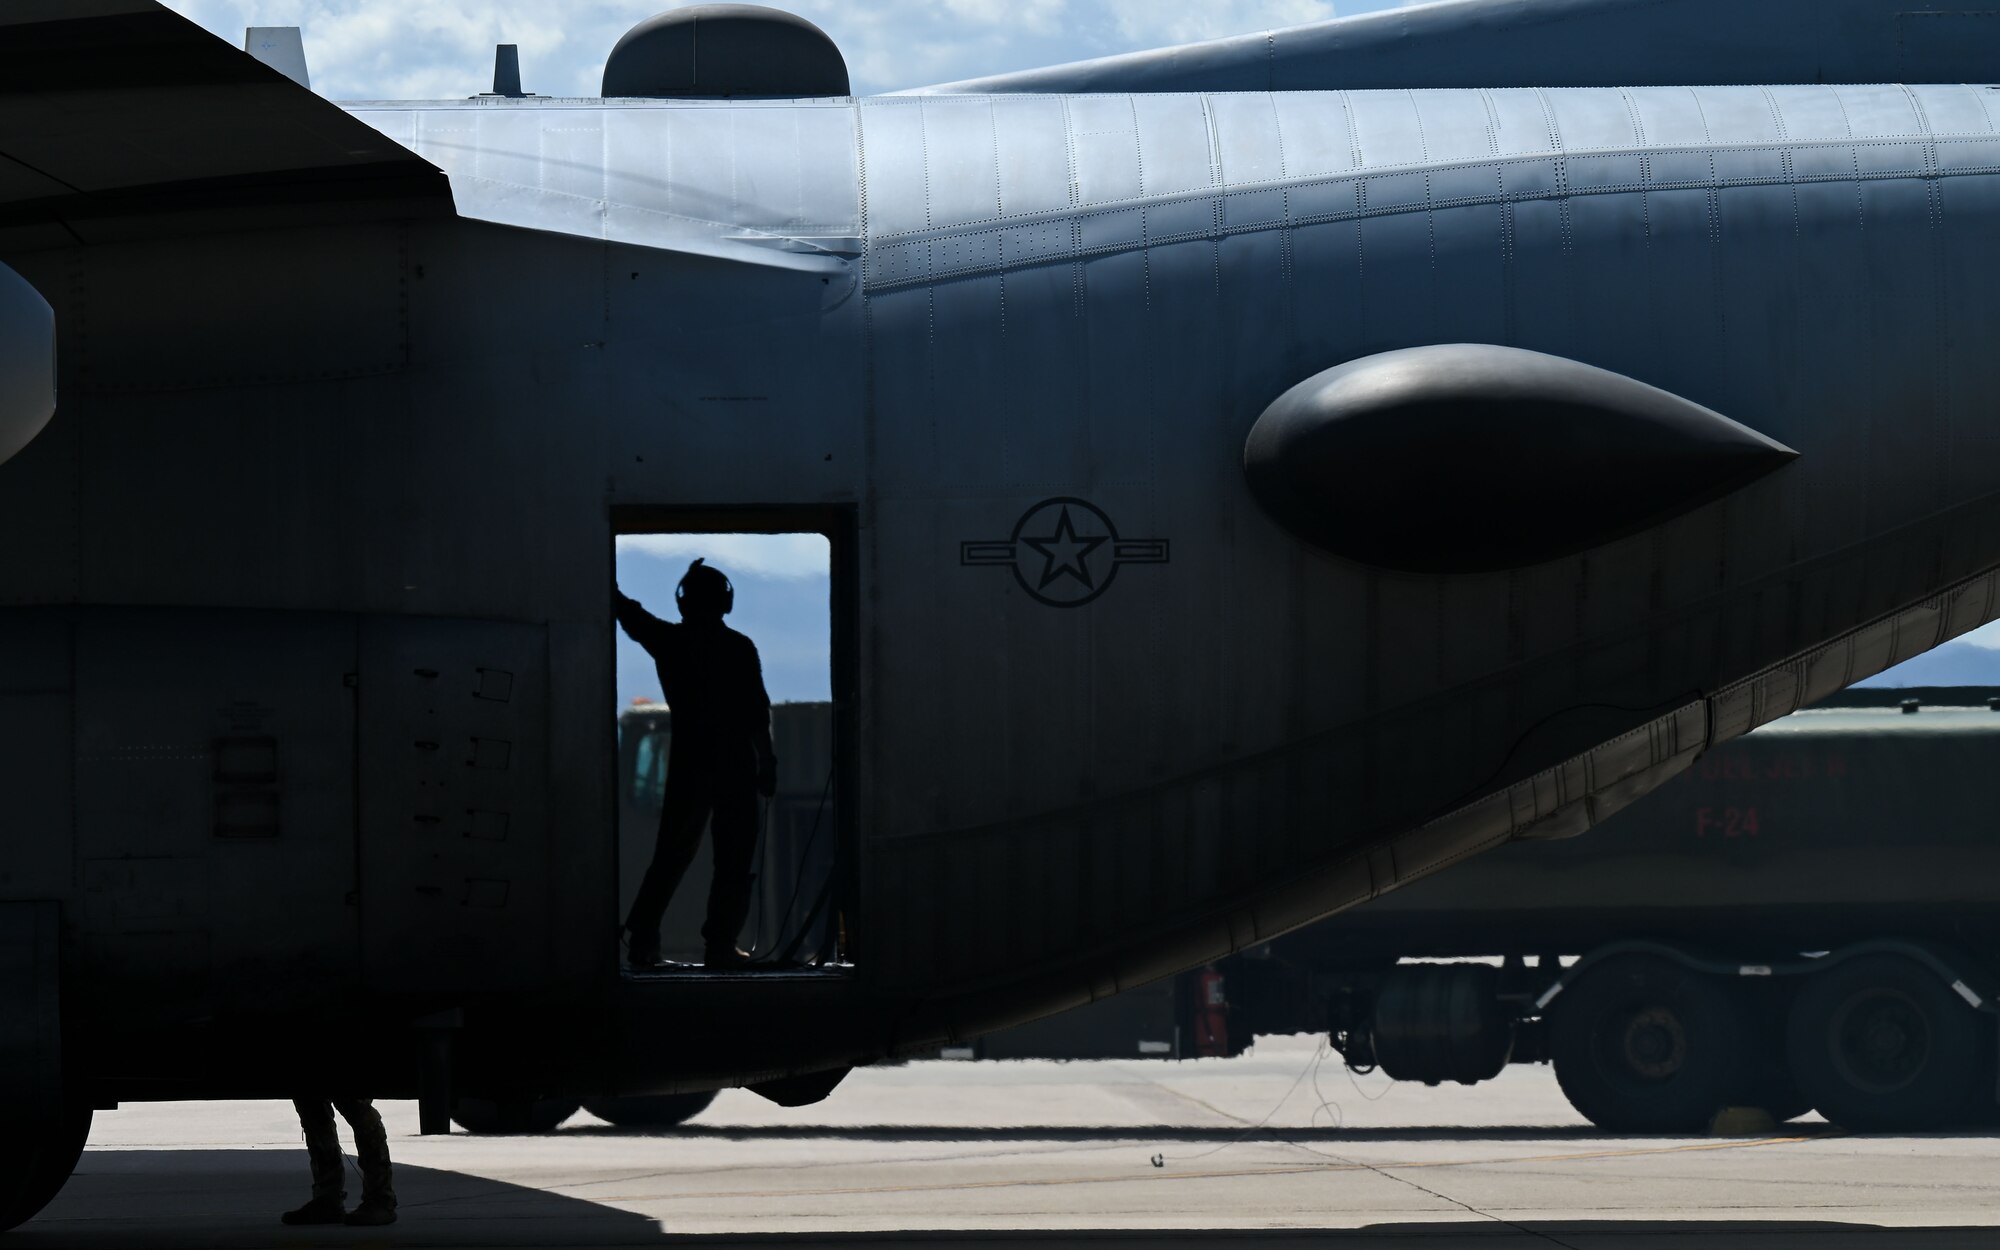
[344,1196,397,1227]
[335,1098,397,1226]
[626,928,664,970]
[288,1099,348,1225]
[280,1196,346,1226]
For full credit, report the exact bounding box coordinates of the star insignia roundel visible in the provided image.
[1023,505,1108,591]
[960,497,1170,607]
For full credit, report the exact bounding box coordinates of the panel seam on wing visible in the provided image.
[862,136,2000,292]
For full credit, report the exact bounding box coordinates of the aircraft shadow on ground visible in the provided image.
[17,1148,661,1248]
[17,1151,2000,1248]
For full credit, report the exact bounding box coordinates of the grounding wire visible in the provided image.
[1153,1040,1370,1165]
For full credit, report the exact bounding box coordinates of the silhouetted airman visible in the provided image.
[616,559,777,968]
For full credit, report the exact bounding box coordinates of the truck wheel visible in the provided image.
[583,1090,717,1128]
[0,1105,92,1232]
[1551,955,1752,1133]
[1787,954,1981,1131]
[450,1097,581,1134]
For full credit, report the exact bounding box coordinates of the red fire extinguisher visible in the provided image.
[1192,966,1229,1057]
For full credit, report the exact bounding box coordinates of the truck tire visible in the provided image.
[583,1090,717,1128]
[450,1097,581,1134]
[1551,954,1752,1133]
[1786,954,1982,1132]
[0,1105,92,1232]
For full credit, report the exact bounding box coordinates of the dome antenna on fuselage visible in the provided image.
[602,6,849,99]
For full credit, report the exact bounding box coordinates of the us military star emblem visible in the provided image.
[961,497,1170,607]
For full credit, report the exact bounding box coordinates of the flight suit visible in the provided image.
[293,1097,395,1211]
[617,592,774,956]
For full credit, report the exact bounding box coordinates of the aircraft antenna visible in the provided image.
[490,45,527,98]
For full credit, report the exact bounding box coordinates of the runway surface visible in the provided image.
[12,1035,2000,1248]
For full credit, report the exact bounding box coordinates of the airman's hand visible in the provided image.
[756,755,778,798]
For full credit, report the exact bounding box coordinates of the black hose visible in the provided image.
[742,793,774,956]
[758,766,836,966]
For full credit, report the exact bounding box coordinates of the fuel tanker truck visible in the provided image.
[973,686,2000,1134]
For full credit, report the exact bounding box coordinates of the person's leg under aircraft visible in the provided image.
[332,1098,396,1226]
[702,786,760,964]
[281,1099,346,1226]
[624,777,713,965]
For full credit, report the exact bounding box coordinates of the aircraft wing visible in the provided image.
[0,1,450,252]
[913,0,2000,94]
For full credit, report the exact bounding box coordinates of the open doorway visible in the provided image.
[611,509,853,975]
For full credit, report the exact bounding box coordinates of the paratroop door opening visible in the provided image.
[611,522,849,975]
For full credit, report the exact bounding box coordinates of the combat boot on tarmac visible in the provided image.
[280,1196,346,1226]
[336,1097,397,1226]
[288,1098,350,1225]
[345,1196,397,1226]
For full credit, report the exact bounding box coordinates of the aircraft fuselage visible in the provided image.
[6,83,2000,1096]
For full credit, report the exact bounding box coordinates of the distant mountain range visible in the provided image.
[1856,638,2000,687]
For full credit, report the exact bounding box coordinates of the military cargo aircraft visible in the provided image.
[7,0,2000,1227]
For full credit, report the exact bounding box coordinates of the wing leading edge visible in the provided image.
[0,1,450,252]
[913,0,2000,95]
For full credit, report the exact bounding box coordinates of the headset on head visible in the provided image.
[675,557,734,616]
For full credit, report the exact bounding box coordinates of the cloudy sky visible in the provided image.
[162,0,1416,99]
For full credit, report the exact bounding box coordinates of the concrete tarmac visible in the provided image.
[12,1036,2000,1248]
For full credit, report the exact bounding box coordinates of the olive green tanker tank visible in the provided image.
[1313,686,2000,955]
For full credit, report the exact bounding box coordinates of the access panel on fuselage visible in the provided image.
[0,617,73,904]
[357,618,551,996]
[72,612,358,1022]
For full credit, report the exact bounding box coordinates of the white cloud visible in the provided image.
[1960,620,2000,650]
[1101,0,1336,46]
[935,0,1070,36]
[616,532,829,580]
[163,0,623,98]
[160,0,1399,99]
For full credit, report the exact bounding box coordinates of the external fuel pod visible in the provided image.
[0,259,53,470]
[1243,344,1798,575]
